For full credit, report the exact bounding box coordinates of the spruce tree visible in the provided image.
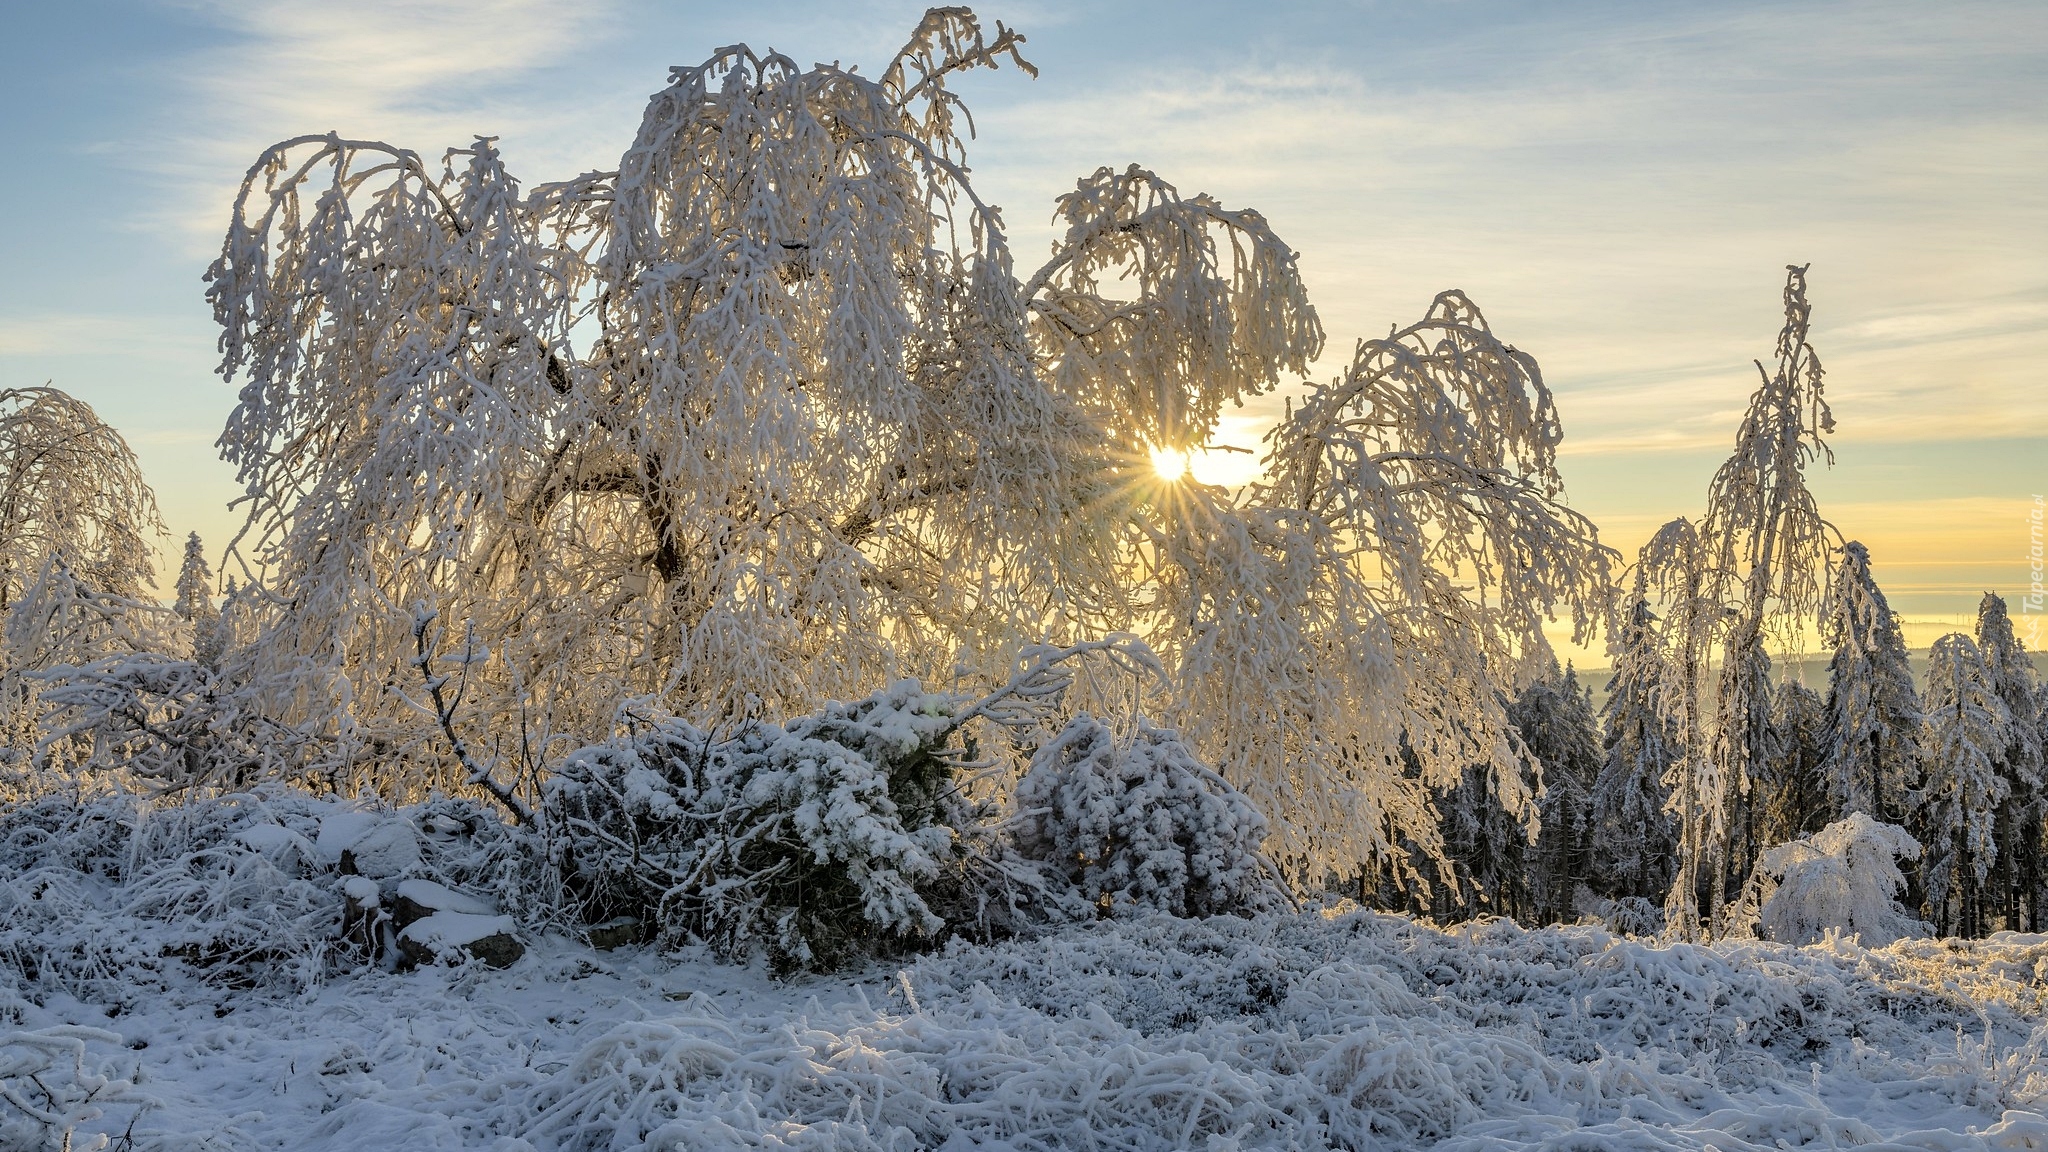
[1915,633,2010,937]
[173,533,223,667]
[1975,593,2043,930]
[1438,725,1537,923]
[1510,661,1604,923]
[1819,542,1920,825]
[1591,597,1681,903]
[1756,680,1828,849]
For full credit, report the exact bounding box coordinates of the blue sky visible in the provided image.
[2,0,2042,655]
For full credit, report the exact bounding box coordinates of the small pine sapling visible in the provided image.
[1014,714,1290,919]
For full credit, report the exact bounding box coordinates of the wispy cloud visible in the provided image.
[973,2,2047,463]
[132,0,623,253]
[0,312,206,360]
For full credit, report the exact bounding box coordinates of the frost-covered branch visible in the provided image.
[410,608,533,826]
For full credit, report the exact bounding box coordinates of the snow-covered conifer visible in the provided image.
[1438,726,1538,922]
[1914,632,2010,937]
[173,534,215,624]
[1014,715,1286,918]
[1975,593,2043,930]
[173,533,223,666]
[1508,662,1602,923]
[1590,594,1680,903]
[1818,542,1920,824]
[1754,680,1828,850]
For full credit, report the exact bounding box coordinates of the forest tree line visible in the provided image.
[0,10,2026,962]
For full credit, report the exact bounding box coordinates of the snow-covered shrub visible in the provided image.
[0,791,344,1002]
[0,788,551,1001]
[0,1026,150,1152]
[1014,715,1288,918]
[1585,894,1666,938]
[1749,813,1926,946]
[546,680,1061,971]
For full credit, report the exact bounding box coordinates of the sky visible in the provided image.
[1,0,2042,660]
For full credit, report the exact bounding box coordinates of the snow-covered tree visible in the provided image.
[1749,812,1923,947]
[1975,593,2043,930]
[1754,679,1828,850]
[1590,593,1680,903]
[203,9,1616,886]
[1704,265,1837,906]
[1014,714,1286,919]
[0,554,178,784]
[0,388,167,785]
[1508,661,1602,922]
[172,533,224,667]
[1242,291,1616,882]
[1436,727,1538,923]
[1914,632,2010,937]
[0,387,162,610]
[1638,517,1728,940]
[1818,541,1920,824]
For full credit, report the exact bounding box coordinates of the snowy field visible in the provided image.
[9,906,2048,1150]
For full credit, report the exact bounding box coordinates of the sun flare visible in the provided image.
[1149,445,1191,482]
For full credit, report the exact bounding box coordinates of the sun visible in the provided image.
[1148,445,1191,482]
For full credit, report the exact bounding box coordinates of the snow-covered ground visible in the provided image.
[8,908,2048,1151]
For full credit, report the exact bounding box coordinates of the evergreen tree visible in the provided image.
[1438,723,1537,923]
[1819,542,1920,824]
[1914,633,2009,937]
[1591,597,1681,903]
[1510,661,1603,923]
[173,533,223,667]
[1756,679,1828,849]
[1975,593,2043,930]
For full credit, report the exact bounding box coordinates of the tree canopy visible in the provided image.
[200,8,1616,883]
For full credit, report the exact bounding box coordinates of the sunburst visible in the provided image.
[1148,444,1190,482]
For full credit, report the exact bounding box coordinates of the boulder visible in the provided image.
[397,912,524,969]
[586,917,645,951]
[340,821,423,879]
[390,878,495,929]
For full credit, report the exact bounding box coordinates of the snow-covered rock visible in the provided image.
[340,821,423,879]
[396,911,522,969]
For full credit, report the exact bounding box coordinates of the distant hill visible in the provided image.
[1573,650,2048,713]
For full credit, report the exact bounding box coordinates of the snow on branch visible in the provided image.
[1027,165,1323,453]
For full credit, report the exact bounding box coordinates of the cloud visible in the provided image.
[130,0,625,254]
[0,313,204,360]
[967,1,2046,467]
